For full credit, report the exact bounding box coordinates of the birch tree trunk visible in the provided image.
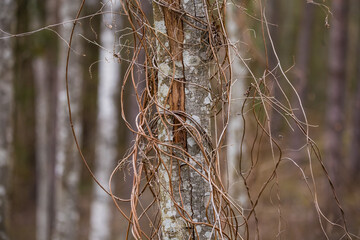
[33,55,51,240]
[153,0,215,238]
[0,1,16,239]
[52,0,83,239]
[33,0,59,238]
[226,0,248,224]
[89,2,121,240]
[324,0,349,183]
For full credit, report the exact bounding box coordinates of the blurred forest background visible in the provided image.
[0,0,360,239]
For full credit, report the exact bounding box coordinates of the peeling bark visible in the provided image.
[154,0,215,237]
[154,3,187,238]
[52,0,83,239]
[0,1,15,239]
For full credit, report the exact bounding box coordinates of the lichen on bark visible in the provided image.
[153,0,215,237]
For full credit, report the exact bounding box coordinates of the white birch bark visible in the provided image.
[0,1,15,239]
[226,0,248,214]
[154,0,215,237]
[52,0,83,239]
[89,2,121,240]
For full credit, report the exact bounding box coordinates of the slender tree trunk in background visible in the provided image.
[265,0,279,71]
[153,0,214,237]
[33,56,50,240]
[294,1,314,106]
[89,3,121,240]
[52,1,83,239]
[350,36,360,179]
[44,1,59,235]
[325,0,349,183]
[278,0,297,66]
[0,1,16,239]
[265,0,282,138]
[33,0,59,239]
[290,2,314,160]
[11,0,37,238]
[226,0,248,230]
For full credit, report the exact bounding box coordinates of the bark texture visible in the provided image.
[154,0,215,238]
[52,0,83,239]
[89,3,121,240]
[324,0,349,182]
[0,1,15,239]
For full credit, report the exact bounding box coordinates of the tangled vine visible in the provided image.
[62,0,354,239]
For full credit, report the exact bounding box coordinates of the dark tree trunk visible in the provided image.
[265,0,283,139]
[0,1,16,239]
[11,0,37,239]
